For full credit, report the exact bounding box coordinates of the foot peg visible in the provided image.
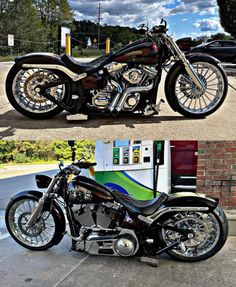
[144,99,165,116]
[141,256,159,267]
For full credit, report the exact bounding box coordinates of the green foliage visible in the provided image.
[0,141,95,164]
[0,0,74,55]
[73,20,142,49]
[217,0,236,38]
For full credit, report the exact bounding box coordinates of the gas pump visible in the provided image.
[95,140,171,200]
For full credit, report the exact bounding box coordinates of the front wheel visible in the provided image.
[5,197,64,251]
[165,60,228,118]
[159,206,228,262]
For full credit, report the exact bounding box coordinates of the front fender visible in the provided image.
[15,52,64,66]
[8,190,66,245]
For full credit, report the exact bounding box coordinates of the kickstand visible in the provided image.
[141,256,159,267]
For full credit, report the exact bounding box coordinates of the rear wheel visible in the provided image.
[159,207,228,262]
[5,197,63,251]
[6,65,71,119]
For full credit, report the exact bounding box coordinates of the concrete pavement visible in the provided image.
[0,231,235,287]
[1,61,236,140]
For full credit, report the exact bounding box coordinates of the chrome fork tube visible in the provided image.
[166,35,205,90]
[26,175,58,227]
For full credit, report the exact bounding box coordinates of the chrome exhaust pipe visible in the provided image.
[108,81,123,113]
[115,83,154,113]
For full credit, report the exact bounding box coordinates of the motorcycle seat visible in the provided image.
[112,190,168,216]
[61,53,114,74]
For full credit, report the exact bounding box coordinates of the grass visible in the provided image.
[0,160,63,168]
[0,55,15,62]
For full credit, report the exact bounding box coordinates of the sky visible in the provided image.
[68,0,224,39]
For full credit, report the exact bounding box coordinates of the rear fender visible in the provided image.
[149,192,219,222]
[14,53,85,82]
[15,53,64,66]
[8,190,66,245]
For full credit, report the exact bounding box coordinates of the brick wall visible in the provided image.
[197,141,236,209]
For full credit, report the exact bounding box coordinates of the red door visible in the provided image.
[170,141,198,192]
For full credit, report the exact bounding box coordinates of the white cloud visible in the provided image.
[194,17,222,32]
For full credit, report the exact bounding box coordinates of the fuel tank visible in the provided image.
[114,39,160,65]
[70,175,113,203]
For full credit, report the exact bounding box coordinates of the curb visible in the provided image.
[225,211,236,236]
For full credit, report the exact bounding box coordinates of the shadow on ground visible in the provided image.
[0,109,198,139]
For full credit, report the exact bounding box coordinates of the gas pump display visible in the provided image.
[95,140,171,200]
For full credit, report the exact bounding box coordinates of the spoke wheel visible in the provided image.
[165,60,228,118]
[175,62,224,115]
[159,209,227,262]
[5,197,65,251]
[6,65,71,119]
[13,69,65,113]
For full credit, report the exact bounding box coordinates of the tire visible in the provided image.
[5,64,71,119]
[159,206,228,262]
[5,197,65,251]
[165,59,228,118]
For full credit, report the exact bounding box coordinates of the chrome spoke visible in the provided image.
[161,211,220,258]
[7,199,55,248]
[175,62,224,115]
[12,69,65,114]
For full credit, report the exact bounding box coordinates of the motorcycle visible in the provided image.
[5,141,228,266]
[6,20,228,120]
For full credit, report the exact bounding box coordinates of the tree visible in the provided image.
[217,0,236,38]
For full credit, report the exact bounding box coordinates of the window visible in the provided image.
[209,41,222,47]
[223,41,236,47]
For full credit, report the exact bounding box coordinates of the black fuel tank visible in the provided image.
[70,176,113,203]
[114,39,160,65]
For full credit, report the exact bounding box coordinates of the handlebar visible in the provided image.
[76,162,97,169]
[138,19,168,36]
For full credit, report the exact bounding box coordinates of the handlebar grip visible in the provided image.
[77,162,97,169]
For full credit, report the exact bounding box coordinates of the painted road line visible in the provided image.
[0,210,9,240]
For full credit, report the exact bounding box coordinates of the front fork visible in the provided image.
[166,35,205,91]
[26,175,58,227]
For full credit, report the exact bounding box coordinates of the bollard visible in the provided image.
[66,33,71,56]
[106,37,110,54]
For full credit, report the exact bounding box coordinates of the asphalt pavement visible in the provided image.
[0,168,57,210]
[1,61,236,140]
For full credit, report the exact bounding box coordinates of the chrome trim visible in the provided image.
[147,206,209,223]
[173,185,196,190]
[138,215,153,225]
[116,83,154,112]
[22,64,87,81]
[108,80,123,112]
[165,35,205,90]
[180,176,196,180]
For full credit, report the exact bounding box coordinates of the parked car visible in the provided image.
[176,37,195,52]
[191,40,236,63]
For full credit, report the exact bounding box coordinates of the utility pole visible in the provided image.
[97,2,102,48]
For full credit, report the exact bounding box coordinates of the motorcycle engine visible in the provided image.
[90,64,157,111]
[72,202,120,229]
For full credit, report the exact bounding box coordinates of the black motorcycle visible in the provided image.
[5,141,228,266]
[6,20,228,119]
